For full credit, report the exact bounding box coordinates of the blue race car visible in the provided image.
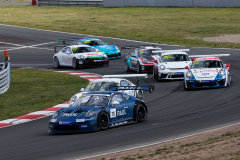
[58,38,121,59]
[48,86,153,133]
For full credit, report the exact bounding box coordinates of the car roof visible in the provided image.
[195,57,221,61]
[85,91,123,95]
[162,52,188,56]
[80,38,100,41]
[67,45,92,48]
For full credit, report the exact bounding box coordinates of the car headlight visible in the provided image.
[79,55,86,59]
[160,65,165,70]
[219,70,225,76]
[102,53,108,58]
[186,71,193,78]
[115,46,119,50]
[52,111,59,118]
[142,59,148,63]
[69,95,78,107]
[85,110,95,118]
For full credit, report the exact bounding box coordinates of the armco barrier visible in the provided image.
[38,0,103,6]
[0,62,11,94]
[103,0,240,8]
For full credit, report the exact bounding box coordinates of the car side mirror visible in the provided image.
[80,88,84,92]
[185,66,189,70]
[111,101,120,106]
[154,59,158,63]
[191,58,195,61]
[132,54,136,57]
[226,64,230,67]
[66,51,71,54]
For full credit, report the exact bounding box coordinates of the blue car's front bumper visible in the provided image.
[105,52,121,59]
[186,79,225,89]
[48,121,98,133]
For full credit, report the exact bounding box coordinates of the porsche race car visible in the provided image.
[122,46,162,73]
[50,44,109,69]
[153,49,191,81]
[69,74,148,107]
[58,38,121,59]
[48,85,154,133]
[183,54,231,89]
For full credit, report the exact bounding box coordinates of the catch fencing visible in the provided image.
[0,62,11,94]
[38,0,103,6]
[103,0,240,8]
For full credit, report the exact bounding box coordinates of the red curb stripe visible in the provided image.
[0,123,12,127]
[42,107,63,111]
[12,115,46,119]
[75,74,95,76]
[63,101,70,104]
[84,77,102,79]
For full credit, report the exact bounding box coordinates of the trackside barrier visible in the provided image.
[0,62,11,94]
[38,0,103,6]
[103,0,240,8]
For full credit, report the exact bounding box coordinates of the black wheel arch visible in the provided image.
[133,100,148,122]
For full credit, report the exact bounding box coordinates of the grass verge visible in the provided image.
[0,6,240,48]
[0,69,88,120]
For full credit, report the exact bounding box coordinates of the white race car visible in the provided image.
[153,49,191,81]
[51,44,109,69]
[183,54,231,89]
[69,74,147,107]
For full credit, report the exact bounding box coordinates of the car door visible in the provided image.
[62,47,72,66]
[122,93,134,120]
[130,50,139,68]
[109,93,127,122]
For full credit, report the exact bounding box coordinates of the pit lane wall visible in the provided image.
[103,0,240,7]
[0,62,11,94]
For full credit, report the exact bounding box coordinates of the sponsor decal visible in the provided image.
[76,119,85,123]
[162,55,172,59]
[200,70,218,73]
[201,73,209,76]
[110,108,116,118]
[111,121,127,127]
[198,80,211,83]
[59,121,72,125]
[117,109,126,116]
[62,113,77,117]
[87,53,98,55]
[194,71,198,73]
[87,55,102,59]
[81,125,88,128]
[50,119,57,123]
[84,40,91,43]
[94,60,103,62]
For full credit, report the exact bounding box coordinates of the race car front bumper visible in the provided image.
[141,65,153,73]
[160,69,186,79]
[78,58,109,67]
[185,79,225,88]
[105,52,121,59]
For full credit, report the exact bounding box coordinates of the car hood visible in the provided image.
[162,61,191,69]
[191,68,220,78]
[94,45,118,53]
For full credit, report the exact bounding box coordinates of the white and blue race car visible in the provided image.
[183,54,231,89]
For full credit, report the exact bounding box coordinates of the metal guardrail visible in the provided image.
[0,62,11,94]
[38,0,103,6]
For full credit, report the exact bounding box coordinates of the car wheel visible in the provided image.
[103,61,109,67]
[72,58,79,69]
[153,68,156,79]
[156,71,162,82]
[53,57,60,68]
[124,60,129,72]
[183,80,188,90]
[137,62,141,73]
[137,104,147,123]
[98,112,109,130]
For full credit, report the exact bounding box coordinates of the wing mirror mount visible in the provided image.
[80,88,84,92]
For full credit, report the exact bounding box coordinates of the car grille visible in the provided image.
[161,73,167,78]
[171,75,184,78]
[144,66,153,71]
[107,54,118,58]
[217,80,224,85]
[196,82,215,87]
[54,125,79,131]
[187,82,194,87]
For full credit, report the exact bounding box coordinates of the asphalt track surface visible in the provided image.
[0,24,240,160]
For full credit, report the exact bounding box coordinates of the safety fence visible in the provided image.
[103,0,240,8]
[38,0,103,6]
[0,62,11,94]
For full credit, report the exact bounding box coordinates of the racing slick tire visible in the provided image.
[98,112,109,130]
[183,80,189,90]
[156,71,162,82]
[124,60,130,72]
[72,58,79,69]
[137,62,141,74]
[103,61,109,67]
[153,68,156,79]
[53,57,60,68]
[137,104,147,123]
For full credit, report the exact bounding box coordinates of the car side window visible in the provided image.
[61,47,67,53]
[123,93,130,101]
[120,80,129,86]
[76,41,83,45]
[111,94,123,103]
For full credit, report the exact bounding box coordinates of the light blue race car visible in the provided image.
[58,38,121,59]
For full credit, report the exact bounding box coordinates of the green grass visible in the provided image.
[0,69,88,120]
[0,6,239,48]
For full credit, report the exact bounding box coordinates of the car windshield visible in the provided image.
[161,54,189,62]
[72,95,109,107]
[191,60,223,69]
[139,49,162,58]
[84,82,118,92]
[84,40,105,46]
[72,47,95,53]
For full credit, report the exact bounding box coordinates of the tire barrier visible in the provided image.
[103,0,240,8]
[0,62,11,94]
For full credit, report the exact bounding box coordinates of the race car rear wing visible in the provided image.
[152,49,190,54]
[57,38,80,45]
[109,85,154,93]
[121,45,157,50]
[48,45,67,53]
[102,74,148,86]
[189,54,230,58]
